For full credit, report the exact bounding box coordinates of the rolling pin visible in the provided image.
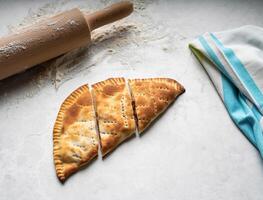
[0,1,133,80]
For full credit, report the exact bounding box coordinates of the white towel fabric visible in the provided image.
[189,25,263,157]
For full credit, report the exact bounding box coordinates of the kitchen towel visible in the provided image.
[189,25,263,157]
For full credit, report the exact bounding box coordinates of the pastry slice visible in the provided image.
[128,78,185,133]
[92,78,136,156]
[53,85,99,182]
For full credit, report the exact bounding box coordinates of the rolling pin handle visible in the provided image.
[85,1,133,31]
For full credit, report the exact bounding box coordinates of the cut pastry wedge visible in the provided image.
[128,78,185,133]
[53,85,99,182]
[92,78,136,156]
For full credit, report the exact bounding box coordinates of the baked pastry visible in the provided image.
[53,85,99,182]
[128,78,185,133]
[92,78,136,156]
[53,77,185,182]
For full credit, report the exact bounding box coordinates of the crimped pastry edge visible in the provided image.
[53,84,89,182]
[128,78,185,93]
[92,77,125,91]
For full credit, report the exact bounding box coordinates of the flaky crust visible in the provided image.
[128,78,185,133]
[53,85,98,182]
[92,78,136,156]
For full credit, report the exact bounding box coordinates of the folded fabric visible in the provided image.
[189,25,263,158]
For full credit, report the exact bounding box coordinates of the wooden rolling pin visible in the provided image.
[0,1,133,80]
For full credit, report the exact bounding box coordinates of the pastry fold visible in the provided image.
[53,85,99,182]
[128,78,185,133]
[53,78,185,182]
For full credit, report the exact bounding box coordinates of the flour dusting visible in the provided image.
[47,21,57,26]
[67,19,79,26]
[1,0,172,101]
[0,42,27,58]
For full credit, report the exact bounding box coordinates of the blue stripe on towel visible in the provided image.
[210,33,263,112]
[198,36,230,78]
[198,36,263,156]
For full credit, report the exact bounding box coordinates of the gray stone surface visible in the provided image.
[0,0,263,199]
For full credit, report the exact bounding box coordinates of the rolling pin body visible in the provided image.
[0,1,133,80]
[0,9,90,80]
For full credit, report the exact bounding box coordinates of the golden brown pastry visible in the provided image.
[128,78,185,133]
[53,85,99,182]
[92,78,136,156]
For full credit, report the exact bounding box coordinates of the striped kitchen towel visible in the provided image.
[189,25,263,157]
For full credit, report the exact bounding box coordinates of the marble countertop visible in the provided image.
[1,0,263,199]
